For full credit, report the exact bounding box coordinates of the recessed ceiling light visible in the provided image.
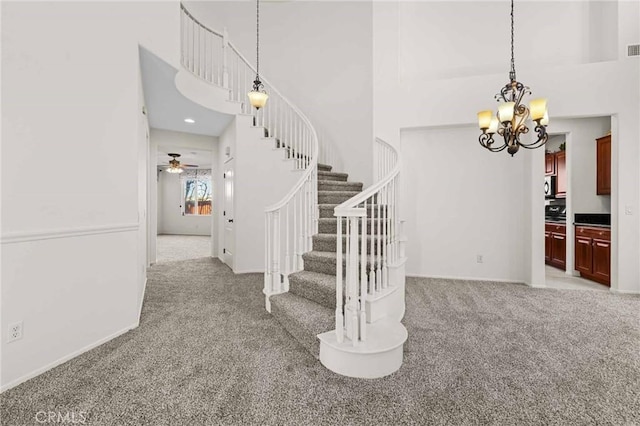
[184,118,195,124]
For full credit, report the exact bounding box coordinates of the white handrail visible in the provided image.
[179,4,318,310]
[333,137,401,344]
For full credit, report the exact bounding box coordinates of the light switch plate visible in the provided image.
[625,205,633,215]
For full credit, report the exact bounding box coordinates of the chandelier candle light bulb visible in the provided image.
[478,110,493,131]
[498,102,515,123]
[530,98,547,121]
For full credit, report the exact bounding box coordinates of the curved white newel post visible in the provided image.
[333,137,402,344]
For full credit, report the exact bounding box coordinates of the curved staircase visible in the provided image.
[270,163,407,378]
[179,4,407,379]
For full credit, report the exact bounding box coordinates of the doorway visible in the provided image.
[223,158,235,269]
[541,117,612,291]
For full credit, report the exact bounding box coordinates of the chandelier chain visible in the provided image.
[510,0,516,79]
[256,0,260,79]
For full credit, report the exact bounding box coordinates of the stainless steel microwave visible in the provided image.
[544,176,556,198]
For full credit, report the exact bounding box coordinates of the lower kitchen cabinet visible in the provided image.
[545,223,566,270]
[574,226,611,286]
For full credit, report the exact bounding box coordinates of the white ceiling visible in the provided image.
[139,47,233,138]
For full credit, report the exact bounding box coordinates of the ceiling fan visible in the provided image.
[163,153,199,174]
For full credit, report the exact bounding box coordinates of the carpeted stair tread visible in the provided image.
[312,233,383,254]
[269,292,334,358]
[318,217,383,234]
[318,171,348,182]
[317,163,333,172]
[319,204,387,218]
[318,191,362,205]
[288,270,339,309]
[318,180,363,192]
[302,250,380,275]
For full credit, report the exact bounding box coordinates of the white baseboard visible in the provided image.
[610,288,640,295]
[233,269,264,274]
[406,273,524,285]
[137,278,148,326]
[0,323,137,393]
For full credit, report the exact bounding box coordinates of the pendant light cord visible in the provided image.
[256,0,260,80]
[510,0,516,81]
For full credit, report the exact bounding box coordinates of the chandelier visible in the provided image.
[247,0,268,110]
[477,0,549,156]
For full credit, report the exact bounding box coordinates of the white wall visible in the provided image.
[399,1,618,82]
[1,1,181,390]
[375,0,640,293]
[226,116,303,273]
[402,126,526,282]
[150,128,217,239]
[182,1,374,186]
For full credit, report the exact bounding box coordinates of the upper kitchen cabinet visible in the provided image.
[596,135,611,195]
[555,151,567,198]
[545,153,556,176]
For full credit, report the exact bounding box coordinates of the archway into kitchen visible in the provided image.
[542,116,613,291]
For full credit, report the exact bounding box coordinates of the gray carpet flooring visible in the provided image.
[156,234,211,263]
[1,259,639,425]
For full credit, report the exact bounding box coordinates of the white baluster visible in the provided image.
[285,203,290,290]
[382,185,389,289]
[265,213,271,311]
[272,211,280,293]
[360,213,367,342]
[348,216,359,346]
[335,216,344,343]
[376,194,382,292]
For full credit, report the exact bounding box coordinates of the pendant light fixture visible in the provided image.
[247,0,268,110]
[477,0,549,156]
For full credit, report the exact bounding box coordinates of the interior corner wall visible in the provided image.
[181,1,374,186]
[1,1,181,391]
[401,126,526,283]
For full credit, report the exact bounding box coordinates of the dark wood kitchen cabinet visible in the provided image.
[545,153,556,176]
[555,151,567,198]
[575,226,611,286]
[545,223,566,270]
[596,135,611,195]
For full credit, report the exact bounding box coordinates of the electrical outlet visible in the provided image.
[8,321,23,343]
[476,255,483,264]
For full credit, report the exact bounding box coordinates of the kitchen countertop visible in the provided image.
[574,222,611,228]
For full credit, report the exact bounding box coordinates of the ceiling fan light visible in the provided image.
[166,167,183,174]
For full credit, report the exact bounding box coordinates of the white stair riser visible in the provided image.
[366,280,405,323]
[318,342,404,379]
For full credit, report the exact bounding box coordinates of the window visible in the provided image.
[182,170,212,216]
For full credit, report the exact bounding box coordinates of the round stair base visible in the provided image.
[317,322,407,379]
